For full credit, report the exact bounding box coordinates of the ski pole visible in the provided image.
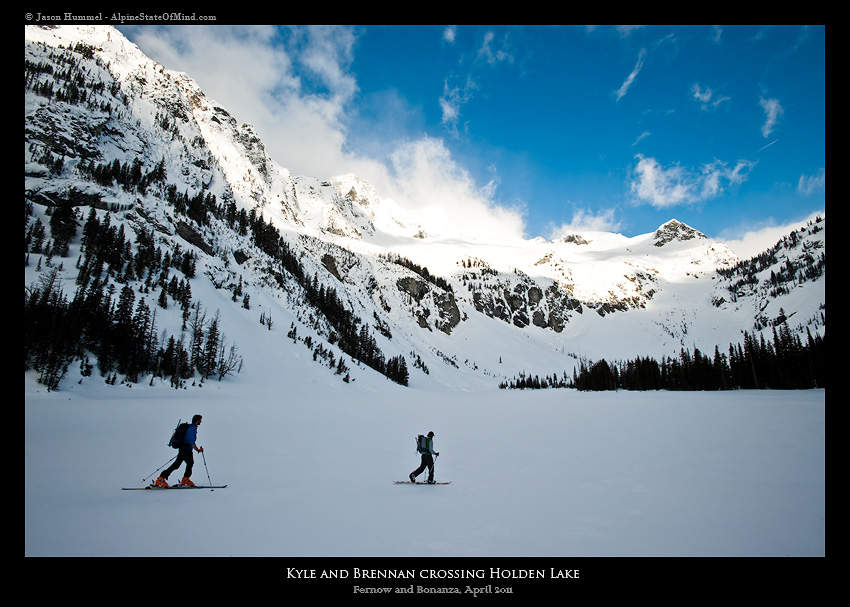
[201,449,214,491]
[142,454,177,483]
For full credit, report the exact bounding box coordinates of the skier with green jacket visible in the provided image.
[410,431,439,484]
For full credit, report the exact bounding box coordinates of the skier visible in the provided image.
[155,415,204,487]
[410,431,439,484]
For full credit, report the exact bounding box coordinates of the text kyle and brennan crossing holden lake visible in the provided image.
[286,568,579,579]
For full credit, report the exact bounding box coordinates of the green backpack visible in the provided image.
[416,434,430,454]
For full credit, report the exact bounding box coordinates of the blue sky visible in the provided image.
[118,25,824,253]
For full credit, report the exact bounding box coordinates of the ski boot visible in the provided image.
[153,476,169,488]
[178,477,195,487]
[409,473,416,483]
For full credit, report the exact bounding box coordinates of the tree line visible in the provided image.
[379,251,454,293]
[25,198,240,390]
[500,324,825,392]
[26,41,126,116]
[299,272,409,386]
[200,190,411,386]
[715,217,824,305]
[25,266,241,391]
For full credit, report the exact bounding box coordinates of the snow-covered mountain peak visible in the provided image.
[330,174,379,208]
[652,219,707,247]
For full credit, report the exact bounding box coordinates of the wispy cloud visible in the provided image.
[759,96,784,137]
[628,154,755,209]
[438,28,514,133]
[614,26,646,37]
[797,168,825,195]
[442,26,457,44]
[551,207,623,238]
[631,131,651,146]
[477,30,514,65]
[439,75,477,133]
[710,25,723,44]
[438,85,461,127]
[615,48,646,101]
[690,83,730,110]
[123,24,359,179]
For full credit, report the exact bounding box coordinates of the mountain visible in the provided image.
[24,25,826,392]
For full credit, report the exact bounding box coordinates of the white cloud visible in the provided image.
[295,25,358,101]
[690,83,730,110]
[711,25,723,44]
[439,76,477,132]
[385,137,526,241]
[443,26,457,44]
[614,26,646,37]
[550,207,623,238]
[439,29,515,133]
[631,131,651,146]
[122,25,526,242]
[123,25,357,179]
[759,96,784,137]
[478,30,514,65]
[629,155,755,208]
[615,48,646,101]
[797,168,825,195]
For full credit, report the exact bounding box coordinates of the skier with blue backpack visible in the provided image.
[155,415,204,487]
[410,431,439,484]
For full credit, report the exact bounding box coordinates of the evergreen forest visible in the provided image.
[500,325,825,391]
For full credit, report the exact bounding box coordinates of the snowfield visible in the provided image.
[25,353,825,558]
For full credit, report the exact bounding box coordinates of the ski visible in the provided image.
[393,481,451,485]
[122,485,227,490]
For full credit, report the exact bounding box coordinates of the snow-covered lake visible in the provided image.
[25,371,824,559]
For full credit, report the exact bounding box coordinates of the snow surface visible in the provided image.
[25,343,825,558]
